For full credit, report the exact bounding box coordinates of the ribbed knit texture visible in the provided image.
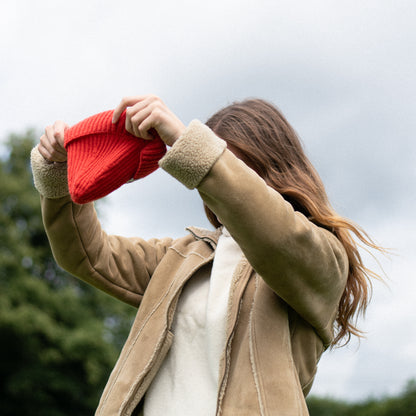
[64,110,166,204]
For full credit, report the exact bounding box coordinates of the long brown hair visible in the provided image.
[205,98,383,346]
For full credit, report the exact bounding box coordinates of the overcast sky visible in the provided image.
[2,0,415,401]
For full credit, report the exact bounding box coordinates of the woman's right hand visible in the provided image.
[38,120,69,163]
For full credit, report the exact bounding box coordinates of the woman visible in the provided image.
[31,95,380,415]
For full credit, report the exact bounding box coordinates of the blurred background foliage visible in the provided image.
[0,130,414,415]
[307,379,416,415]
[0,130,136,415]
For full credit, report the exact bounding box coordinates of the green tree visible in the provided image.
[0,130,136,415]
[307,379,416,416]
[354,380,416,416]
[307,396,351,416]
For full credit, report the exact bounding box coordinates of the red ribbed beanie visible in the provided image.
[64,110,166,204]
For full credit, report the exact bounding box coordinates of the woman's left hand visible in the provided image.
[112,95,186,146]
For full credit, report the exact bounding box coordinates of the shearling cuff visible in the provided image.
[30,146,70,199]
[159,120,227,189]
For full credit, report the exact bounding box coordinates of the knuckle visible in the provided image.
[152,107,163,119]
[149,94,160,102]
[130,113,139,123]
[148,102,160,115]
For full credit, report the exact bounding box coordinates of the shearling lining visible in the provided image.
[30,146,69,199]
[159,120,227,189]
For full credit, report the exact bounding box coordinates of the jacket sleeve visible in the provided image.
[31,146,173,307]
[159,120,349,344]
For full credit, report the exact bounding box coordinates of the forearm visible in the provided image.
[40,194,148,306]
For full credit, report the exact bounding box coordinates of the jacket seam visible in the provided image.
[99,275,179,411]
[302,369,318,395]
[286,315,303,414]
[100,253,215,413]
[216,259,249,415]
[121,329,173,415]
[248,275,266,416]
[168,246,207,260]
[225,257,247,327]
[216,306,240,415]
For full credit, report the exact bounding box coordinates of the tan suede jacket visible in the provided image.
[31,120,348,416]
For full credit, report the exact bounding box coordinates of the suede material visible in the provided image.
[196,149,348,346]
[32,119,349,415]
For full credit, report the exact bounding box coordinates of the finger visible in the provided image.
[125,96,157,136]
[43,126,57,153]
[112,95,147,123]
[53,120,69,146]
[137,112,159,140]
[38,136,53,161]
[123,112,131,134]
[38,138,66,162]
[130,106,154,138]
[125,102,145,137]
[46,125,67,156]
[53,153,67,162]
[42,127,67,162]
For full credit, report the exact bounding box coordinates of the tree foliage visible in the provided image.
[0,130,136,415]
[307,379,416,416]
